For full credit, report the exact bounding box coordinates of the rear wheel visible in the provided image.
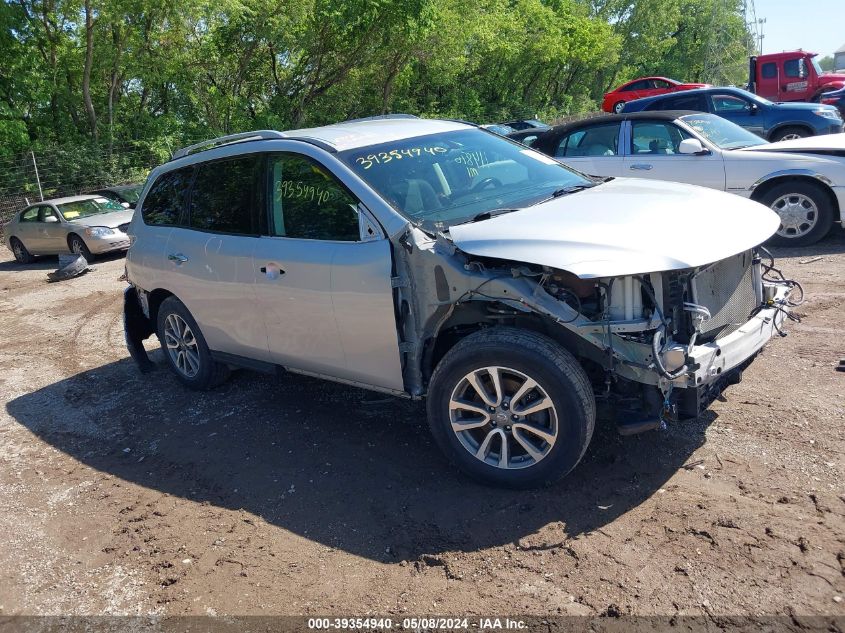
[770,126,810,142]
[613,100,626,114]
[426,327,595,488]
[759,180,834,246]
[9,237,35,264]
[155,296,230,390]
[68,234,93,261]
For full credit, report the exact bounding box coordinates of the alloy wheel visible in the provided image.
[12,240,25,260]
[448,366,558,470]
[771,193,818,239]
[163,313,200,378]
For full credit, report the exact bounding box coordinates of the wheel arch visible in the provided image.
[146,288,176,325]
[750,172,840,222]
[766,123,813,141]
[421,301,591,390]
[66,231,84,250]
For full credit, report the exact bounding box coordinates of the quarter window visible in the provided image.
[142,167,193,226]
[190,155,262,234]
[556,123,621,157]
[268,154,360,241]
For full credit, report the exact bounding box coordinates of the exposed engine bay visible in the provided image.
[394,227,800,433]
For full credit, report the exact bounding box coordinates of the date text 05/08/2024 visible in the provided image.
[307,617,527,630]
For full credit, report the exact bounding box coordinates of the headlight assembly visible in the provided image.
[85,226,115,237]
[815,109,842,120]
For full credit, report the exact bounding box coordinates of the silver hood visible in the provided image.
[448,178,779,278]
[68,209,134,228]
[740,132,845,156]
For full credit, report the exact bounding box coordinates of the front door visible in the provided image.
[709,92,765,137]
[37,206,68,253]
[252,152,403,391]
[623,120,726,191]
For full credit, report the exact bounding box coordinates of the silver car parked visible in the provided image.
[4,195,134,263]
[123,117,797,488]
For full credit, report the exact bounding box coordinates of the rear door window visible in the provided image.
[142,167,194,226]
[650,93,707,111]
[19,207,39,222]
[189,155,263,234]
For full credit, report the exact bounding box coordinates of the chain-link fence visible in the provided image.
[0,142,184,237]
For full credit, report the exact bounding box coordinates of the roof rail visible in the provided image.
[172,130,287,160]
[342,113,420,124]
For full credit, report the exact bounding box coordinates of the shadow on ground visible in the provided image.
[6,352,715,562]
[0,250,127,272]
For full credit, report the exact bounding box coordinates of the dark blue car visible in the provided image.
[621,86,843,142]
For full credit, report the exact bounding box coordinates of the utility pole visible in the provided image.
[30,150,43,201]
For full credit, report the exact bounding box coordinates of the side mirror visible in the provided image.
[678,138,708,155]
[44,215,59,223]
[121,202,131,209]
[750,102,759,113]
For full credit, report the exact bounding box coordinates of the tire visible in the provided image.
[769,126,810,142]
[613,101,626,114]
[68,234,94,261]
[758,180,834,247]
[426,327,595,489]
[9,237,35,264]
[155,296,230,390]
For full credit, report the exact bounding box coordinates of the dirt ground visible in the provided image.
[0,234,843,621]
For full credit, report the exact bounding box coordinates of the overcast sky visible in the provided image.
[757,0,844,58]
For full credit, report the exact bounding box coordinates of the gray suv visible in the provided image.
[124,116,796,488]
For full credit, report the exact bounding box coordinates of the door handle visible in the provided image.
[260,265,285,279]
[168,253,188,263]
[629,164,653,170]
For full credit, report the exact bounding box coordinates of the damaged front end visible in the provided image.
[394,227,798,433]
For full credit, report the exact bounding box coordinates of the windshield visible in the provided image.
[115,185,142,203]
[58,197,125,220]
[811,56,824,76]
[338,129,592,231]
[680,113,768,150]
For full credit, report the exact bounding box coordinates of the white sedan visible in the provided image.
[522,111,845,246]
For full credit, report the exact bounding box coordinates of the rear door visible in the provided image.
[13,206,42,252]
[623,119,725,190]
[162,154,271,362]
[551,122,624,177]
[252,152,403,391]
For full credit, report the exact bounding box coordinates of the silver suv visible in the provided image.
[124,116,796,488]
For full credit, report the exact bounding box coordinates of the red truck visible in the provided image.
[748,50,845,102]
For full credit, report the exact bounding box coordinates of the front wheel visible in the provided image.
[155,296,230,390]
[68,234,93,261]
[759,180,834,246]
[426,327,595,488]
[770,126,810,142]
